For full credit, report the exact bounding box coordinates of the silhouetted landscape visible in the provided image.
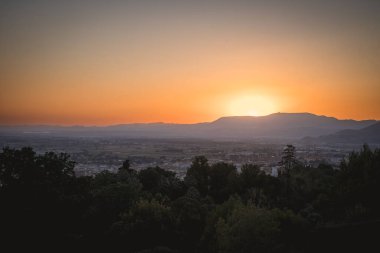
[2,0,380,251]
[1,144,379,252]
[1,113,380,251]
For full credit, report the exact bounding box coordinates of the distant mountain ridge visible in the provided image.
[304,122,380,144]
[0,113,377,140]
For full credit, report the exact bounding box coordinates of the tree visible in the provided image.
[172,187,208,252]
[138,166,185,200]
[88,171,142,234]
[109,199,175,251]
[239,164,279,207]
[335,144,380,221]
[118,159,136,175]
[208,162,238,203]
[0,147,89,244]
[215,205,308,253]
[184,156,210,196]
[279,145,297,176]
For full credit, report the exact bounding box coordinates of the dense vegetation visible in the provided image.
[1,145,379,252]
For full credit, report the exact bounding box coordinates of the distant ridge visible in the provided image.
[212,112,375,127]
[304,122,380,144]
[0,113,377,140]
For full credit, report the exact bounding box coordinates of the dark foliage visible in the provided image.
[1,145,379,252]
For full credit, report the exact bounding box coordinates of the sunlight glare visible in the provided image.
[227,94,278,117]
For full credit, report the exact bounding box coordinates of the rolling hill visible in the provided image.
[304,122,380,144]
[0,113,377,140]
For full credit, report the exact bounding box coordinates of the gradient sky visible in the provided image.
[1,0,380,125]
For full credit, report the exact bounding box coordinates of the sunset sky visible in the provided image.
[1,0,380,125]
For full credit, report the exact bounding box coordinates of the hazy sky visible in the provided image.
[1,0,380,125]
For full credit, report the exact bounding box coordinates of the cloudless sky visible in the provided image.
[1,0,380,125]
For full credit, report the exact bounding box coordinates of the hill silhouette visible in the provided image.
[0,113,377,140]
[304,121,380,144]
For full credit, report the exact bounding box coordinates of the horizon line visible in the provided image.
[0,112,378,128]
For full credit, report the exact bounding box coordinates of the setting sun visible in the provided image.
[227,94,278,117]
[0,0,379,125]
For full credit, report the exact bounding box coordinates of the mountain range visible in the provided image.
[0,113,378,143]
[303,121,380,144]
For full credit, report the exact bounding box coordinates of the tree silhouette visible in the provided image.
[184,156,210,196]
[279,145,297,176]
[1,146,380,252]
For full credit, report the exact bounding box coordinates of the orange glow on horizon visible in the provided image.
[0,1,379,125]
